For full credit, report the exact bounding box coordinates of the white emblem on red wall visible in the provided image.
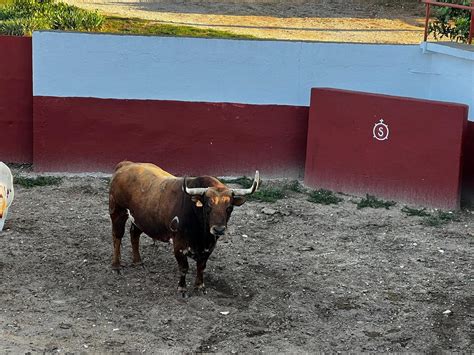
[373,119,389,141]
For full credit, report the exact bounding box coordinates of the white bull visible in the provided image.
[0,162,14,231]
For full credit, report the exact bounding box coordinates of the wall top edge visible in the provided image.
[32,30,419,47]
[421,41,474,61]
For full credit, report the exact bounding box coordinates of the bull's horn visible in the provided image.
[183,176,208,196]
[232,170,260,196]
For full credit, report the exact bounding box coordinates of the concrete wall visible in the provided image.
[424,43,474,121]
[305,88,468,209]
[33,97,309,176]
[34,32,431,106]
[1,31,472,207]
[33,32,473,121]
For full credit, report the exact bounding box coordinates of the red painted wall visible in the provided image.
[0,36,33,163]
[461,121,474,206]
[33,96,309,176]
[305,88,468,210]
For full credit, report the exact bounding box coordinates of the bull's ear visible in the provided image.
[233,196,246,206]
[191,195,204,207]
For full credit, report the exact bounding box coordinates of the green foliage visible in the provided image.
[50,3,104,31]
[0,0,14,6]
[428,0,471,43]
[282,180,304,193]
[307,189,343,205]
[0,0,255,38]
[423,210,460,227]
[248,186,285,203]
[222,176,305,203]
[357,194,396,210]
[401,206,431,217]
[14,175,62,188]
[401,206,460,227]
[0,0,104,35]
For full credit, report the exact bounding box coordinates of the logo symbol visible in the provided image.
[373,119,389,141]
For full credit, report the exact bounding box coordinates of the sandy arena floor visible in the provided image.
[0,173,472,352]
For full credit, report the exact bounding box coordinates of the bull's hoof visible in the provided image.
[194,284,207,295]
[112,263,123,274]
[132,260,145,268]
[177,287,189,299]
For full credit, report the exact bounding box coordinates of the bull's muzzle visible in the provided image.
[210,225,226,236]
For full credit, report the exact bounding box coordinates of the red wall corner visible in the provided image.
[0,36,33,163]
[304,88,468,210]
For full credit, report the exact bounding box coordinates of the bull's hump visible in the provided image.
[120,163,175,180]
[141,163,175,178]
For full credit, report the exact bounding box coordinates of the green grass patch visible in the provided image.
[14,175,62,188]
[222,176,304,203]
[357,194,396,210]
[0,0,104,35]
[248,187,285,203]
[102,16,256,39]
[307,189,343,205]
[401,206,431,217]
[282,180,304,193]
[401,206,461,227]
[423,210,460,227]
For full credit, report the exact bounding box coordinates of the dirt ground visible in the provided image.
[0,171,473,353]
[62,0,427,43]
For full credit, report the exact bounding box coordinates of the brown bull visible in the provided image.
[109,161,259,296]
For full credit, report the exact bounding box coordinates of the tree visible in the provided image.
[428,0,472,43]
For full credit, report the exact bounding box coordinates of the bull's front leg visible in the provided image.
[174,248,189,297]
[195,257,208,294]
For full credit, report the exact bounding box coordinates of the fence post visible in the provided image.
[424,2,431,42]
[469,1,474,44]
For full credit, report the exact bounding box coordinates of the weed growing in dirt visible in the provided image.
[14,175,62,188]
[223,176,304,203]
[282,180,304,193]
[401,206,431,217]
[357,194,396,209]
[401,206,461,227]
[307,189,343,205]
[248,187,285,203]
[423,210,460,227]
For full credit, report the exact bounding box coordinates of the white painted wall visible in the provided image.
[424,45,474,119]
[33,31,473,119]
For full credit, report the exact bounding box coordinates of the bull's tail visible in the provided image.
[114,160,133,172]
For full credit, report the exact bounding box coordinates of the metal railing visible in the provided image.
[420,0,474,44]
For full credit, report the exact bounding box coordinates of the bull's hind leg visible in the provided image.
[110,206,128,271]
[130,222,143,265]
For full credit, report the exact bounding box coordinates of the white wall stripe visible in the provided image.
[33,31,473,118]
